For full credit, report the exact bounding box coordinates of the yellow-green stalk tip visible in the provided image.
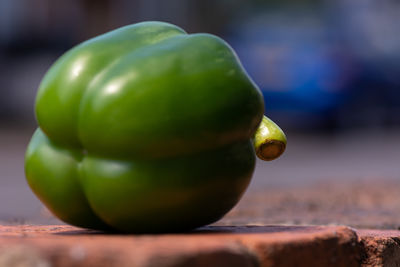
[253,116,287,161]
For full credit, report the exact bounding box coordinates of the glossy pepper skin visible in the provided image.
[25,21,286,233]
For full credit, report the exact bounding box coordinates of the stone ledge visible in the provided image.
[357,229,400,267]
[4,225,400,266]
[0,225,361,267]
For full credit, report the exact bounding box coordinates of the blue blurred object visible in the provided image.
[226,12,355,129]
[226,3,400,130]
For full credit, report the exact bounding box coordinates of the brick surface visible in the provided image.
[0,225,360,267]
[357,229,400,267]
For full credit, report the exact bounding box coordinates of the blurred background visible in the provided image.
[1,0,399,227]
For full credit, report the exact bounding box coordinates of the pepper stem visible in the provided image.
[253,115,287,161]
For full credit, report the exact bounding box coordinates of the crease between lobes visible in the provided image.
[24,129,109,229]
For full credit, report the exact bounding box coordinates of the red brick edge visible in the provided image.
[0,225,397,267]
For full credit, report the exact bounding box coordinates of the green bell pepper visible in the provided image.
[25,21,286,233]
